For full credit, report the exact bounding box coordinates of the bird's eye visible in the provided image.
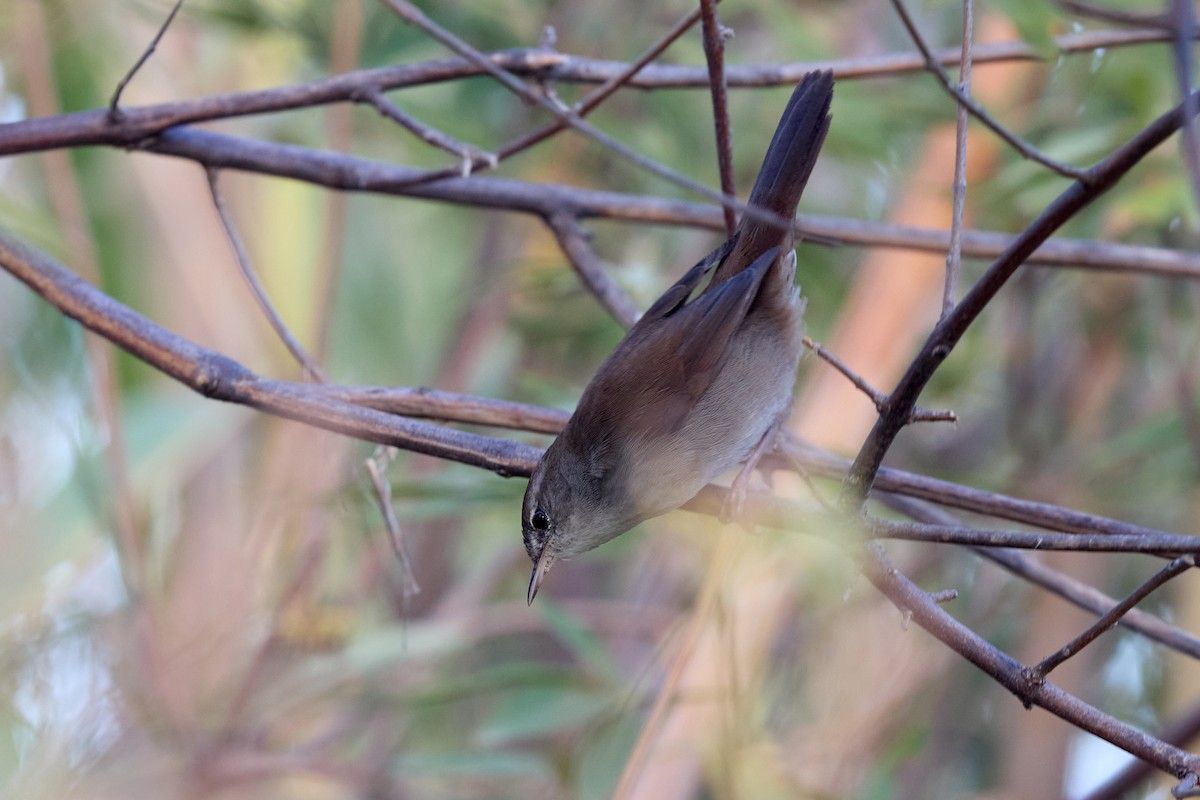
[531,509,550,531]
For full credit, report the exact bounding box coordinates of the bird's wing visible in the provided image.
[639,233,740,323]
[669,247,779,406]
[578,246,780,441]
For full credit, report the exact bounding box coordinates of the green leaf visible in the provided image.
[393,748,552,780]
[990,0,1058,58]
[476,688,612,746]
[343,622,467,673]
[537,602,622,682]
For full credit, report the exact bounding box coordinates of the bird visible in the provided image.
[522,70,834,605]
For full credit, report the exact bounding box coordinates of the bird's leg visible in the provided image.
[721,420,783,525]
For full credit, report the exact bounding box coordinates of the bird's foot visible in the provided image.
[719,423,782,528]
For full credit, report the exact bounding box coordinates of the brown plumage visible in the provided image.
[523,71,834,603]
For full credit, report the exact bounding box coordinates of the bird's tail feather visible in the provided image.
[716,70,833,283]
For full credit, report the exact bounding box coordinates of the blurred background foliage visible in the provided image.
[1,0,1200,798]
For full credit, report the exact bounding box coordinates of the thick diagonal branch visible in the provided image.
[842,91,1200,508]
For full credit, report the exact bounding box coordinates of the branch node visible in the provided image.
[929,588,959,604]
[109,0,186,120]
[803,337,956,425]
[191,353,249,398]
[1022,665,1046,687]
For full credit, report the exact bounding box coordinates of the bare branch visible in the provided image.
[788,440,1192,541]
[365,451,421,599]
[6,5,1200,786]
[863,545,1200,780]
[0,29,1189,161]
[318,384,568,434]
[346,5,707,192]
[867,517,1200,555]
[880,493,1200,658]
[547,213,640,328]
[9,122,1178,279]
[10,225,1194,560]
[494,5,708,161]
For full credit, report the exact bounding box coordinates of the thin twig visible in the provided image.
[320,384,569,434]
[365,450,421,599]
[942,0,972,319]
[777,445,838,511]
[700,0,737,237]
[349,5,708,192]
[357,87,496,176]
[206,168,328,383]
[863,545,1200,779]
[376,0,795,236]
[547,213,640,328]
[1029,556,1196,679]
[890,0,1090,182]
[802,336,957,423]
[498,6,708,156]
[109,0,186,121]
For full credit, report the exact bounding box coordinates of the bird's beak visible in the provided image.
[527,545,555,606]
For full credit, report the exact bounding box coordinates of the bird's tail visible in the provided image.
[714,70,833,283]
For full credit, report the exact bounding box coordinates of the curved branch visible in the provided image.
[0,231,538,477]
